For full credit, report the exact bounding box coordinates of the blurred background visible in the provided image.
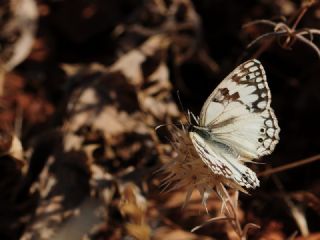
[0,0,320,239]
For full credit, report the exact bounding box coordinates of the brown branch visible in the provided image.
[258,154,320,177]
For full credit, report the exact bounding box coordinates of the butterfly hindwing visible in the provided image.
[257,108,280,157]
[190,132,259,188]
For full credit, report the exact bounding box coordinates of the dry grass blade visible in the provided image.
[242,223,261,238]
[190,216,232,233]
[291,191,320,215]
[273,176,309,237]
[287,231,298,240]
[189,184,259,240]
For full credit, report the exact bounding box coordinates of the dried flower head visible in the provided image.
[160,125,248,209]
[160,125,261,238]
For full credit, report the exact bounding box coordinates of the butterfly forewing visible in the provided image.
[200,59,271,125]
[199,59,279,158]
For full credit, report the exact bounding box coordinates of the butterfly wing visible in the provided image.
[199,59,280,160]
[189,131,259,189]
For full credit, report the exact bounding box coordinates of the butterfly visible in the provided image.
[187,59,280,189]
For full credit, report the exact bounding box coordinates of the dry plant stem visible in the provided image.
[242,223,260,238]
[14,105,23,139]
[258,154,320,177]
[295,34,320,57]
[196,50,220,73]
[217,185,260,239]
[245,21,320,42]
[219,186,242,237]
[242,20,281,60]
[291,4,309,31]
[191,184,259,240]
[0,68,5,96]
[288,231,299,240]
[272,176,309,236]
[243,1,319,59]
[245,31,287,48]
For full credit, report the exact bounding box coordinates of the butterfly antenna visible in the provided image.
[176,90,191,124]
[155,123,181,131]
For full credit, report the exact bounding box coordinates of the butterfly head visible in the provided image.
[185,111,199,132]
[187,124,212,140]
[186,123,195,133]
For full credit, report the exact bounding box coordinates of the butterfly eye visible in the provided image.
[260,128,265,133]
[258,138,263,143]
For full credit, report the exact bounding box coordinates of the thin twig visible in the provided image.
[243,1,320,59]
[258,154,320,177]
[246,31,287,49]
[243,19,277,28]
[296,34,320,57]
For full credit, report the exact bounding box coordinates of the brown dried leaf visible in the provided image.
[153,227,214,240]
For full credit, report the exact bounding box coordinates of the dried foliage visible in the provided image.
[0,0,320,240]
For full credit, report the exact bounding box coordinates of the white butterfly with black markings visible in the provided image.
[187,59,280,189]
